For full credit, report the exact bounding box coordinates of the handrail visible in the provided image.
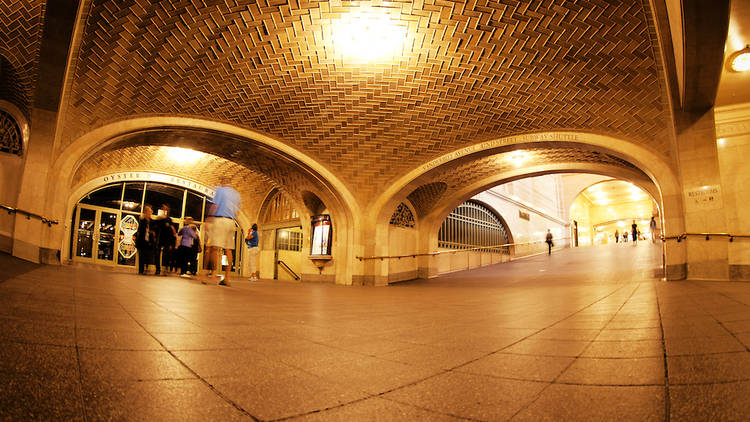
[662,232,750,242]
[277,260,300,280]
[1,204,59,227]
[356,238,569,261]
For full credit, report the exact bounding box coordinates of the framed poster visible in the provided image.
[310,214,332,256]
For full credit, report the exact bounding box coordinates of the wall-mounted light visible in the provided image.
[508,151,528,168]
[727,45,750,72]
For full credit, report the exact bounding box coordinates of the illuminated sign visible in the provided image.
[118,214,138,259]
[310,215,332,256]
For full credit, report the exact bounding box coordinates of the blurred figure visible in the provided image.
[631,220,638,245]
[650,216,659,243]
[135,205,155,275]
[614,230,620,243]
[177,217,198,276]
[204,185,241,286]
[154,204,177,276]
[545,229,554,255]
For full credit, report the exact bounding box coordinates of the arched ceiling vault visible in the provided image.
[400,146,653,219]
[67,128,356,223]
[72,145,274,221]
[57,0,672,204]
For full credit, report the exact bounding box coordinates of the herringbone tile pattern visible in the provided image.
[0,0,46,117]
[61,0,670,203]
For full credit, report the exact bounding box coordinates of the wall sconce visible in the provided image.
[727,45,750,72]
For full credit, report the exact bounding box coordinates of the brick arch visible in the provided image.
[46,117,361,284]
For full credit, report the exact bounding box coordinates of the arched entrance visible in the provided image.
[68,175,242,274]
[258,189,304,281]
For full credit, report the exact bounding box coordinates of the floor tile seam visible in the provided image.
[508,282,644,421]
[72,286,89,422]
[0,338,77,348]
[110,296,263,422]
[444,281,635,376]
[670,378,750,386]
[379,396,487,422]
[680,284,750,353]
[654,282,672,422]
[495,351,665,359]
[108,280,251,351]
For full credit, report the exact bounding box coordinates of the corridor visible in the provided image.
[1,244,749,421]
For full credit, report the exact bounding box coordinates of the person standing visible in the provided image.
[135,205,156,275]
[204,185,241,286]
[631,220,638,245]
[245,223,260,281]
[545,229,554,255]
[176,217,199,276]
[154,204,177,276]
[189,223,201,276]
[614,230,620,243]
[650,216,659,243]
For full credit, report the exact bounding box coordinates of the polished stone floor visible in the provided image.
[2,243,750,421]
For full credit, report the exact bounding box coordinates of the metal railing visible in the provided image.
[356,238,568,261]
[662,232,750,242]
[1,204,59,227]
[277,260,300,280]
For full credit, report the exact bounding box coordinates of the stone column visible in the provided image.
[673,109,729,279]
[714,103,750,280]
[12,109,62,263]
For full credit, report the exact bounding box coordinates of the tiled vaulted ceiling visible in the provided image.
[61,0,670,203]
[0,0,46,117]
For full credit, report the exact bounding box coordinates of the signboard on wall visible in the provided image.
[518,210,530,221]
[310,214,332,256]
[118,214,138,259]
[91,172,215,197]
[685,185,721,210]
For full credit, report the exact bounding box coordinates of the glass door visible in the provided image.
[96,211,118,264]
[74,207,97,261]
[73,205,120,265]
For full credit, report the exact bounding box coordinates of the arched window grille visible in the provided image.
[389,202,415,228]
[0,110,23,155]
[438,201,509,252]
[263,190,300,224]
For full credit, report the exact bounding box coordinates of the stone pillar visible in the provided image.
[12,108,62,263]
[673,109,729,279]
[715,103,750,280]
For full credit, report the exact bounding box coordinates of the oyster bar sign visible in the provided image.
[96,172,215,197]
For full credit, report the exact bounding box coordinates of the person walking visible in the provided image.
[631,220,638,245]
[245,223,260,281]
[135,205,156,275]
[650,216,659,243]
[176,217,199,276]
[154,204,177,276]
[204,184,241,286]
[545,229,554,255]
[188,223,201,276]
[614,230,619,243]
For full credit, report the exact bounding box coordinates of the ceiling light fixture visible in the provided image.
[330,8,407,63]
[728,45,750,72]
[509,151,528,168]
[167,147,202,163]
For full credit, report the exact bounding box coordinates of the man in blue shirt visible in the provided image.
[245,223,260,281]
[205,185,241,286]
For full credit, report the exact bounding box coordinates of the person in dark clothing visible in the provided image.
[614,229,620,243]
[631,220,638,245]
[135,205,156,274]
[154,204,177,275]
[545,229,554,255]
[177,217,199,276]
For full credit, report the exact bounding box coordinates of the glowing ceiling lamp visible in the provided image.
[330,8,407,63]
[728,45,750,72]
[166,147,202,163]
[508,151,528,168]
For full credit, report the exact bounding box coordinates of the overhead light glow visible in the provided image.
[509,151,528,168]
[729,45,750,72]
[167,147,202,163]
[330,8,407,63]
